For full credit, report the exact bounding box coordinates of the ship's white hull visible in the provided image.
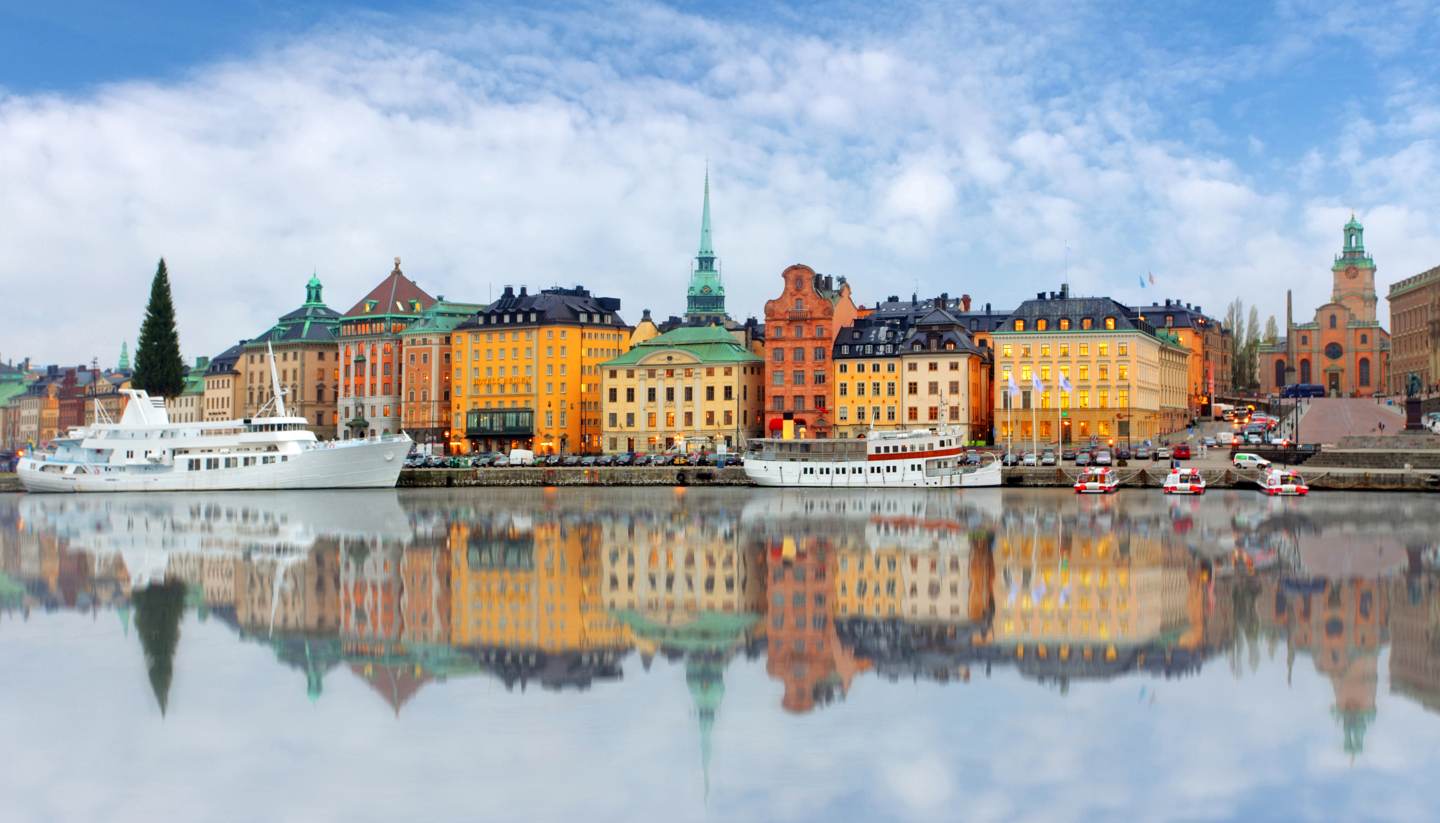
[744,458,1001,488]
[18,439,408,493]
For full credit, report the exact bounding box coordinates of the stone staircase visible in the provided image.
[1305,433,1440,470]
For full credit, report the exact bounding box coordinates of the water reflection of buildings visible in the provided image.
[5,489,1440,761]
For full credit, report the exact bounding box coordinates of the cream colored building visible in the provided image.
[599,324,764,454]
[203,341,247,422]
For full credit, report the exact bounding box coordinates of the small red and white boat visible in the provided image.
[1163,467,1206,495]
[1074,466,1119,494]
[1261,468,1308,496]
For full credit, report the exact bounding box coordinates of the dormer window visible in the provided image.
[1013,319,1025,331]
[1081,317,1094,330]
[364,300,377,313]
[1104,317,1116,330]
[1059,318,1071,330]
[1036,319,1048,331]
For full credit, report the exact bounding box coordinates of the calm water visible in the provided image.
[3,487,1439,823]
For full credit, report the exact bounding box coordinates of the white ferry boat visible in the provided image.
[1260,468,1309,497]
[1073,466,1119,494]
[742,428,1000,488]
[1162,467,1207,495]
[18,352,409,493]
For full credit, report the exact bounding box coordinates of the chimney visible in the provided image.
[985,303,991,314]
[503,285,515,299]
[960,294,972,311]
[1060,283,1069,299]
[1036,292,1045,300]
[437,294,445,302]
[519,286,528,297]
[642,308,652,321]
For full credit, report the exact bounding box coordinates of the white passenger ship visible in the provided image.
[743,428,1001,488]
[18,351,409,493]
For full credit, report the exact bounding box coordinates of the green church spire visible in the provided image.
[686,164,726,323]
[118,341,130,371]
[305,272,324,305]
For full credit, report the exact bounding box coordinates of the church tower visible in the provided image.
[1331,215,1377,322]
[685,167,727,324]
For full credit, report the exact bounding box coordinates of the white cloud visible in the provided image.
[0,1,1437,366]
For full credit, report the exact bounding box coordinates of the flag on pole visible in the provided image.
[1137,274,1146,288]
[1007,373,1020,397]
[1148,271,1156,286]
[1059,373,1073,392]
[1031,374,1044,393]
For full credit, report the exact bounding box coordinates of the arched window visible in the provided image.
[1275,359,1287,388]
[1360,333,1368,344]
[1300,359,1311,384]
[1329,314,1337,329]
[1358,358,1370,386]
[1036,318,1048,331]
[1059,318,1071,330]
[1081,317,1094,330]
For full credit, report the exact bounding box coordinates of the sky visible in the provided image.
[2,0,1439,366]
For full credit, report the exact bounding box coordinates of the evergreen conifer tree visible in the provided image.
[132,258,186,397]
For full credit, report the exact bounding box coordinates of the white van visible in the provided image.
[509,448,536,466]
[1215,431,1235,446]
[1233,453,1271,471]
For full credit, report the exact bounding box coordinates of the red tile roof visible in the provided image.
[343,258,436,318]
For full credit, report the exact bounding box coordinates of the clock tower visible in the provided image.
[1330,215,1377,322]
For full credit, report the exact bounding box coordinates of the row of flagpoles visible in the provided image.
[1006,370,1075,457]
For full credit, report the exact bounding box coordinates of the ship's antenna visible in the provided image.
[266,341,287,418]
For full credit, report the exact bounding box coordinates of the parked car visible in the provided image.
[1233,452,1271,471]
[1172,444,1192,460]
[1094,450,1113,466]
[1021,452,1038,467]
[595,455,613,466]
[1154,446,1171,460]
[1041,449,1057,466]
[1075,452,1092,467]
[580,455,598,467]
[562,455,581,467]
[1001,453,1020,467]
[1116,447,1132,461]
[613,453,634,466]
[492,455,510,467]
[544,454,562,466]
[1134,445,1151,460]
[1060,448,1077,461]
[1202,436,1216,448]
[1246,433,1264,445]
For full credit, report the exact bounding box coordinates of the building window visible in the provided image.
[1329,314,1337,329]
[1036,319,1048,331]
[1013,319,1025,331]
[1359,357,1371,386]
[1081,317,1094,330]
[1059,318,1071,330]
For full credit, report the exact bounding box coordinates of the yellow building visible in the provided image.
[599,513,765,616]
[451,285,629,455]
[992,287,1191,447]
[599,324,764,454]
[203,340,247,422]
[833,298,993,442]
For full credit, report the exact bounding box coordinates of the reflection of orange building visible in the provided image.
[401,545,451,644]
[340,539,402,642]
[1269,577,1389,755]
[449,519,627,651]
[765,535,868,713]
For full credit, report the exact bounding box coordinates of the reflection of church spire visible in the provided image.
[304,641,325,703]
[686,653,726,802]
[132,580,186,716]
[1335,707,1376,760]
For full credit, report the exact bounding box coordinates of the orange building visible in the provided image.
[1259,217,1390,397]
[337,258,437,439]
[764,533,868,713]
[762,264,858,438]
[451,286,629,455]
[399,298,484,453]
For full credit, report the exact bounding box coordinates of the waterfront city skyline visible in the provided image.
[3,1,1439,364]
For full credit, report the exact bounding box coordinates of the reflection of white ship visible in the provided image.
[17,491,408,589]
[739,489,1003,552]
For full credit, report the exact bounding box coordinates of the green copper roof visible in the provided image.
[402,300,487,335]
[601,324,760,367]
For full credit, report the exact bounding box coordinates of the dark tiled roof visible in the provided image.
[206,341,248,375]
[250,303,341,346]
[456,286,626,330]
[1134,300,1218,331]
[834,301,986,358]
[343,262,436,319]
[1002,291,1146,332]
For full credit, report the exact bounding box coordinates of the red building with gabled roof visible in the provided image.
[762,264,858,438]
